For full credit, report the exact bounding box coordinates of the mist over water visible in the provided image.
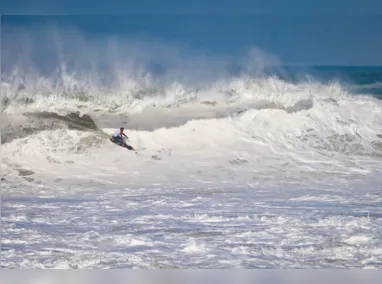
[1,24,290,108]
[2,23,382,268]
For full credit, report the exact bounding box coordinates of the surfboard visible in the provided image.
[110,138,136,151]
[123,144,135,151]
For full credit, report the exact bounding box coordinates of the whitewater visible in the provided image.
[2,68,382,268]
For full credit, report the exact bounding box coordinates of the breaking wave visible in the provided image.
[2,74,382,163]
[1,25,382,185]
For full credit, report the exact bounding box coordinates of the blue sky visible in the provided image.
[1,1,382,66]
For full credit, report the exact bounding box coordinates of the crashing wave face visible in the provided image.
[2,71,382,186]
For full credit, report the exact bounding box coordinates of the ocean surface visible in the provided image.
[1,56,382,268]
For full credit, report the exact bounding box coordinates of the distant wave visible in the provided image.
[351,81,382,89]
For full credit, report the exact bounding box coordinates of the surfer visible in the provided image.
[110,127,129,147]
